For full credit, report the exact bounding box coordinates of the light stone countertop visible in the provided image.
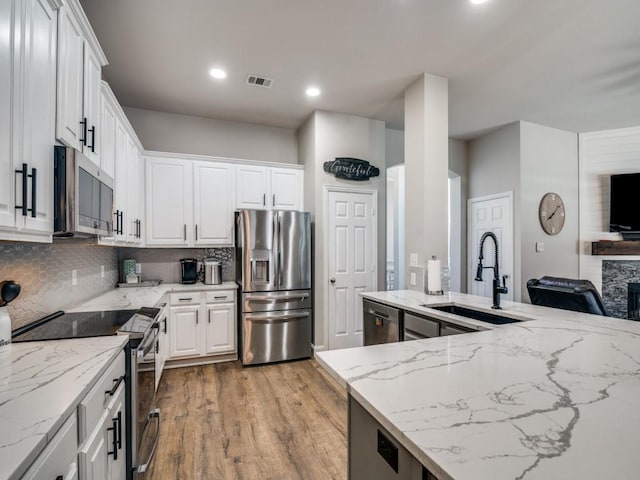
[317,290,640,480]
[66,281,239,313]
[0,336,129,480]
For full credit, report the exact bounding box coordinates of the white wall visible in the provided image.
[468,122,522,300]
[298,110,386,351]
[404,74,449,287]
[449,139,468,292]
[385,128,404,167]
[468,121,580,302]
[520,122,579,301]
[579,126,640,291]
[124,107,298,164]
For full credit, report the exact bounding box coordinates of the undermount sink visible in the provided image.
[424,305,521,325]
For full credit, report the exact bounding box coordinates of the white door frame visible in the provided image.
[467,191,514,295]
[323,185,378,350]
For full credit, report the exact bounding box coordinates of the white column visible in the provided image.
[404,74,449,288]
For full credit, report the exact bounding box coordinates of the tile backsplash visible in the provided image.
[0,242,118,329]
[117,248,234,284]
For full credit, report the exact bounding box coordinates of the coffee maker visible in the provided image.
[180,258,198,284]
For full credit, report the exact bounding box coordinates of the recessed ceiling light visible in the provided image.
[469,0,490,4]
[209,68,227,79]
[305,86,321,97]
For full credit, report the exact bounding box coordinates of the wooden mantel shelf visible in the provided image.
[592,241,640,255]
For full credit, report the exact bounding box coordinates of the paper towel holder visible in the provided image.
[426,255,444,296]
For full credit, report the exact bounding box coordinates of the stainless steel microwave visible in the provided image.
[53,146,114,237]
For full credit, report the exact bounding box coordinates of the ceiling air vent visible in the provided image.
[246,74,273,88]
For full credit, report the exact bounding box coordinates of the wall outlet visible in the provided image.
[135,263,142,274]
[536,242,545,253]
[409,253,419,267]
[100,265,105,278]
[410,272,417,286]
[72,269,78,286]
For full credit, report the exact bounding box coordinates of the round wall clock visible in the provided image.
[539,192,565,235]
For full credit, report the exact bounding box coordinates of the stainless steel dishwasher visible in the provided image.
[363,299,401,345]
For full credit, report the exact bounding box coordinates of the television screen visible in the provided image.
[610,173,640,234]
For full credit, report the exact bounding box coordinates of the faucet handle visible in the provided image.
[500,275,509,293]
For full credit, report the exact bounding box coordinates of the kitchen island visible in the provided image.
[0,336,128,480]
[316,290,640,480]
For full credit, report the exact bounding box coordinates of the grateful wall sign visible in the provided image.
[323,157,380,181]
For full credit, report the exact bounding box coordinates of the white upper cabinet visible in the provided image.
[56,0,107,166]
[145,156,192,246]
[236,164,304,211]
[0,0,58,242]
[270,167,303,211]
[193,161,235,246]
[236,165,269,210]
[98,82,144,246]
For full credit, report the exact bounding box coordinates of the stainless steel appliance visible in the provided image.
[53,145,114,237]
[180,258,198,284]
[403,312,439,341]
[204,258,222,285]
[236,209,312,365]
[12,307,162,480]
[363,299,401,345]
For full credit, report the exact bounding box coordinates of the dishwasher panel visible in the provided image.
[403,312,439,341]
[363,299,401,346]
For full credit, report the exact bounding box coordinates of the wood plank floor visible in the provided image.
[146,359,348,480]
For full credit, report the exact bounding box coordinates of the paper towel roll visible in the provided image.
[427,258,442,294]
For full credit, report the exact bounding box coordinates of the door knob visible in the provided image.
[329,277,336,284]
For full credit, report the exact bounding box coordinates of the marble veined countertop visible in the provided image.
[317,290,640,480]
[0,336,128,480]
[66,281,238,313]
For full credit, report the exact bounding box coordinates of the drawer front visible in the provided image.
[21,413,78,480]
[204,290,235,304]
[404,313,439,339]
[169,292,203,306]
[78,351,125,443]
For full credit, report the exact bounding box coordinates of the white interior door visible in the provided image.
[327,189,377,350]
[468,192,514,300]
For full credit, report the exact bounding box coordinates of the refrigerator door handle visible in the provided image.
[246,312,310,323]
[246,293,310,302]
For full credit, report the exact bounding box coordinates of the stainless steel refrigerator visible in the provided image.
[236,209,312,365]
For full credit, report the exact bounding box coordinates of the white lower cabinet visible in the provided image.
[167,290,237,362]
[169,304,201,358]
[21,413,78,480]
[22,351,127,480]
[205,303,236,355]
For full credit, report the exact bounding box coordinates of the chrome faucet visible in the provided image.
[475,232,508,309]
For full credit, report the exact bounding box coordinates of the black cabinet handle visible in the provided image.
[107,416,118,460]
[272,194,275,207]
[80,117,88,146]
[138,219,142,238]
[118,211,124,235]
[105,375,124,396]
[263,193,266,206]
[29,167,36,218]
[183,224,186,241]
[195,224,198,241]
[116,411,122,451]
[14,163,28,216]
[162,317,167,334]
[89,126,96,153]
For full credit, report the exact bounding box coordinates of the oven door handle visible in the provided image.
[138,331,159,357]
[136,408,161,474]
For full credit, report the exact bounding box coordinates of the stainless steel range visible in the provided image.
[13,307,162,480]
[236,209,313,365]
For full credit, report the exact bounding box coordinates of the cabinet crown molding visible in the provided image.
[144,150,304,170]
[61,0,108,66]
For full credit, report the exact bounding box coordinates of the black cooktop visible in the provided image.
[13,309,140,342]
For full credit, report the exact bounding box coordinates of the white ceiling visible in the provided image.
[80,0,640,139]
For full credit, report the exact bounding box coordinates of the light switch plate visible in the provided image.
[408,266,425,292]
[536,242,545,252]
[409,253,419,267]
[71,269,77,286]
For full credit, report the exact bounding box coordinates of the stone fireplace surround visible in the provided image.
[602,260,640,319]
